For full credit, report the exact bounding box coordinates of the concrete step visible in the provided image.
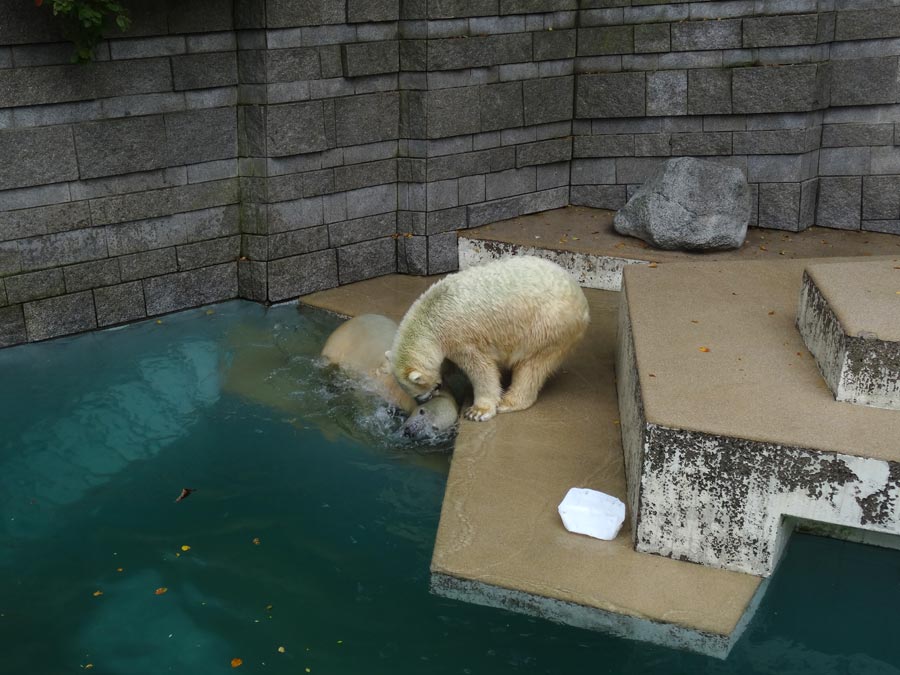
[798,259,900,410]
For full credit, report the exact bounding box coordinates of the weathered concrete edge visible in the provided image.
[621,278,900,577]
[797,271,900,410]
[458,236,647,291]
[430,572,772,659]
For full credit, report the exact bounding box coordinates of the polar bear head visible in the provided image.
[387,346,444,405]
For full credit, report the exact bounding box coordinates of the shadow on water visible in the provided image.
[0,300,897,674]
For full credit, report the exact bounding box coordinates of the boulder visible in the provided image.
[613,157,751,250]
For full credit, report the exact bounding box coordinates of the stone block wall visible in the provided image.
[2,0,899,347]
[570,0,900,237]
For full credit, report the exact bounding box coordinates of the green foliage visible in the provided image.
[40,0,131,62]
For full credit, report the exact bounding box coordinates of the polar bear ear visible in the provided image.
[407,370,423,383]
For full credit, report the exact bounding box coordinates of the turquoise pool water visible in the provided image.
[0,300,897,675]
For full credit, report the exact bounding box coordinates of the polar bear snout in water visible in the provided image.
[320,314,460,440]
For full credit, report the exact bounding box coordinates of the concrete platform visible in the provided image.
[618,257,900,578]
[459,206,900,290]
[798,260,900,410]
[302,275,765,658]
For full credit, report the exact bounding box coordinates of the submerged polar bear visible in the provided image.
[321,314,460,438]
[389,256,590,422]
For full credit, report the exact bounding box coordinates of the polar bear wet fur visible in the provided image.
[389,257,590,422]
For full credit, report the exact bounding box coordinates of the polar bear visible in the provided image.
[321,314,460,438]
[388,256,590,422]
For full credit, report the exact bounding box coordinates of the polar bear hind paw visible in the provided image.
[464,403,497,422]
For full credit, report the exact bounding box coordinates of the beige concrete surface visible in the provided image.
[300,276,763,642]
[806,259,900,342]
[464,206,900,263]
[625,257,900,463]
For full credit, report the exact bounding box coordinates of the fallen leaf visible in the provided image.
[231,658,243,668]
[337,640,343,645]
[768,311,775,315]
[699,347,710,353]
[181,545,191,552]
[116,568,123,573]
[252,537,261,546]
[93,590,103,597]
[156,320,163,325]
[612,419,620,425]
[649,373,656,378]
[305,669,311,673]
[266,604,273,612]
[690,320,699,324]
[759,245,767,251]
[155,587,168,595]
[206,310,215,315]
[175,488,196,503]
[779,250,787,256]
[277,646,286,654]
[83,665,93,670]
[648,262,658,268]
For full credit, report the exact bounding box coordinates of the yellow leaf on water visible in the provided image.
[277,646,286,654]
[83,665,94,670]
[266,604,273,611]
[155,320,163,325]
[116,568,123,573]
[699,347,711,353]
[92,590,103,597]
[252,537,261,546]
[231,658,243,668]
[154,587,168,595]
[181,545,191,552]
[206,310,215,315]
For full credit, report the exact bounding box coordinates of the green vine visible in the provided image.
[36,0,131,62]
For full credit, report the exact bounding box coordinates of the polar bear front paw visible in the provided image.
[464,403,496,422]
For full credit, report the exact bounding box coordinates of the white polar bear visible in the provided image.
[389,256,590,422]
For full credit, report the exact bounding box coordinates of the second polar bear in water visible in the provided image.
[389,256,590,422]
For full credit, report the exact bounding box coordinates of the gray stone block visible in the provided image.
[0,305,26,348]
[466,186,567,227]
[265,47,320,83]
[743,14,818,48]
[5,268,65,304]
[500,0,574,13]
[758,182,801,231]
[732,128,820,155]
[671,132,731,156]
[176,236,240,270]
[334,159,398,193]
[346,184,397,219]
[266,225,328,258]
[347,0,399,22]
[425,87,481,139]
[18,229,107,273]
[571,158,616,185]
[266,0,344,27]
[143,262,237,315]
[634,133,671,157]
[400,39,427,71]
[0,202,91,243]
[822,123,894,148]
[672,19,741,51]
[576,73,645,119]
[479,81,524,132]
[536,162,568,190]
[335,93,400,146]
[427,34,532,71]
[862,176,900,220]
[268,197,324,233]
[799,178,817,230]
[818,147,871,176]
[266,101,328,156]
[167,0,233,33]
[872,147,900,175]
[574,135,634,158]
[104,213,186,257]
[862,220,900,235]
[74,116,167,180]
[647,70,687,117]
[523,76,573,126]
[23,291,96,342]
[171,52,238,91]
[578,26,634,56]
[94,281,146,327]
[426,179,460,211]
[0,126,79,191]
[427,0,496,20]
[747,154,816,183]
[329,213,397,247]
[428,232,459,274]
[426,206,467,235]
[397,234,427,275]
[635,23,670,54]
[516,138,571,168]
[238,259,267,301]
[816,176,861,230]
[341,41,400,78]
[732,64,824,114]
[829,57,900,107]
[64,258,121,292]
[688,68,732,115]
[165,107,237,166]
[0,241,22,277]
[119,248,178,281]
[534,29,576,61]
[485,167,536,200]
[570,184,626,210]
[835,8,900,41]
[616,157,665,184]
[338,237,396,284]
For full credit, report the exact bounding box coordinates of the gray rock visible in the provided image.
[613,157,750,251]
